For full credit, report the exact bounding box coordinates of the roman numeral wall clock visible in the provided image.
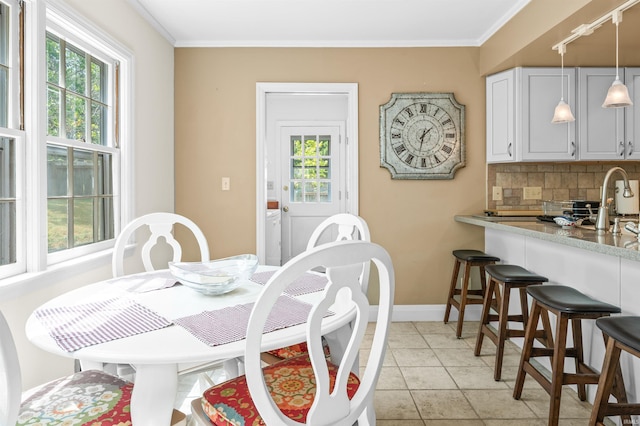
[379,92,465,180]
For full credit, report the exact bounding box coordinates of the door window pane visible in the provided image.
[288,132,332,204]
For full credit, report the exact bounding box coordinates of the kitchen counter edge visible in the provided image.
[455,215,640,263]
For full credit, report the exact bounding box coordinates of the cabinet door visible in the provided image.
[486,69,516,163]
[625,68,640,160]
[578,68,625,160]
[520,68,576,161]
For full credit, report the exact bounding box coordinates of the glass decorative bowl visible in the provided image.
[169,254,259,296]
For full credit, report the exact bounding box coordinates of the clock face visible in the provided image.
[380,93,465,180]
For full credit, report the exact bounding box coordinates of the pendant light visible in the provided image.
[602,10,633,108]
[551,44,575,123]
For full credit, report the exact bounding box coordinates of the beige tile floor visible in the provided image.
[175,320,597,425]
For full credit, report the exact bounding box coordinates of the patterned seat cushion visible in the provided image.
[17,370,133,426]
[202,354,360,425]
[266,338,330,360]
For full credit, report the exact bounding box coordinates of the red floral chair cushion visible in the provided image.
[265,338,330,360]
[202,354,360,425]
[17,370,133,426]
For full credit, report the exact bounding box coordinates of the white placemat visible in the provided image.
[250,270,328,296]
[174,295,333,347]
[34,297,172,352]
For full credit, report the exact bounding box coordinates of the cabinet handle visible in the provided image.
[571,141,575,157]
[620,141,625,157]
[507,142,512,157]
[629,141,634,157]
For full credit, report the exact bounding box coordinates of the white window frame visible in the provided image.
[0,0,133,281]
[0,0,25,279]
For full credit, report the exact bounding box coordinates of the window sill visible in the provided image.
[0,249,114,301]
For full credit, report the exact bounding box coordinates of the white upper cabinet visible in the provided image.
[486,67,576,163]
[625,68,640,160]
[578,68,626,160]
[486,69,516,162]
[487,67,639,163]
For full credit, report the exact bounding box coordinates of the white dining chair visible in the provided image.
[190,239,395,425]
[262,213,371,363]
[112,211,210,277]
[109,212,241,383]
[0,310,137,425]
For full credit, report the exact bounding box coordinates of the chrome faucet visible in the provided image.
[595,166,634,232]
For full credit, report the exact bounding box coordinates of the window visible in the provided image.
[0,0,132,279]
[45,32,115,253]
[0,0,21,275]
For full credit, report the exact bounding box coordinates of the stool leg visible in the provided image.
[444,259,461,324]
[455,261,472,338]
[518,287,530,326]
[571,318,587,401]
[494,280,511,381]
[589,336,621,426]
[597,334,632,425]
[548,312,569,426]
[514,300,542,400]
[474,277,496,356]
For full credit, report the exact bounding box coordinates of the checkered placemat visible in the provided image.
[174,295,333,347]
[35,297,172,352]
[250,270,328,296]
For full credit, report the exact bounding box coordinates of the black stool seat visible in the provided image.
[453,250,500,262]
[526,285,621,314]
[485,264,548,283]
[597,316,640,353]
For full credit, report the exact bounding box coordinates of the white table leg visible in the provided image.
[131,363,178,426]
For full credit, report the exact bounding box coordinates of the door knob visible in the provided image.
[282,206,289,212]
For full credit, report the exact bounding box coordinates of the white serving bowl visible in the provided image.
[169,254,259,296]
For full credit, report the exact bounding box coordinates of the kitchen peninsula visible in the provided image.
[456,214,640,402]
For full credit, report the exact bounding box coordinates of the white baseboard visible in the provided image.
[368,304,482,322]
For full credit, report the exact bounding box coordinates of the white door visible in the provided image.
[279,123,345,263]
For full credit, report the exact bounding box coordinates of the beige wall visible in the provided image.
[175,47,487,305]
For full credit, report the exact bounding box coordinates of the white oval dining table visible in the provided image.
[25,266,357,426]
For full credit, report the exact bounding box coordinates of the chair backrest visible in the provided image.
[306,213,371,292]
[244,240,394,426]
[0,310,22,426]
[112,212,210,277]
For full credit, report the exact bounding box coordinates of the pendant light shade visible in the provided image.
[552,100,575,123]
[603,78,633,108]
[603,11,633,108]
[552,44,575,123]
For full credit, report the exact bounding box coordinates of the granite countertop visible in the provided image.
[455,215,640,262]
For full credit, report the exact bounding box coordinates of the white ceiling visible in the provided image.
[128,0,531,47]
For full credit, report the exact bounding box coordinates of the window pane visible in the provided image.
[73,149,94,196]
[47,86,61,137]
[318,136,330,156]
[319,158,330,178]
[91,102,106,145]
[48,198,69,252]
[91,60,105,102]
[65,93,86,141]
[304,182,317,202]
[0,137,16,266]
[65,45,86,95]
[97,197,114,242]
[304,137,316,154]
[97,153,113,195]
[291,159,302,179]
[0,66,6,128]
[291,136,302,156]
[291,182,302,202]
[47,145,68,196]
[319,182,331,202]
[46,35,60,84]
[73,197,93,246]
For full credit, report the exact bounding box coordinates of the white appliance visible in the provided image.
[265,209,281,266]
[615,179,639,215]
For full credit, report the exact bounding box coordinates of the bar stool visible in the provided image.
[474,264,550,381]
[590,316,640,426]
[443,249,500,338]
[513,285,625,426]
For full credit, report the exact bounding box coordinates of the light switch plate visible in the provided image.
[492,186,503,201]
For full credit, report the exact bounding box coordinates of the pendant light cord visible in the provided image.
[615,21,620,80]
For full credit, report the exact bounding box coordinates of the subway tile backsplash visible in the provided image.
[487,162,640,211]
